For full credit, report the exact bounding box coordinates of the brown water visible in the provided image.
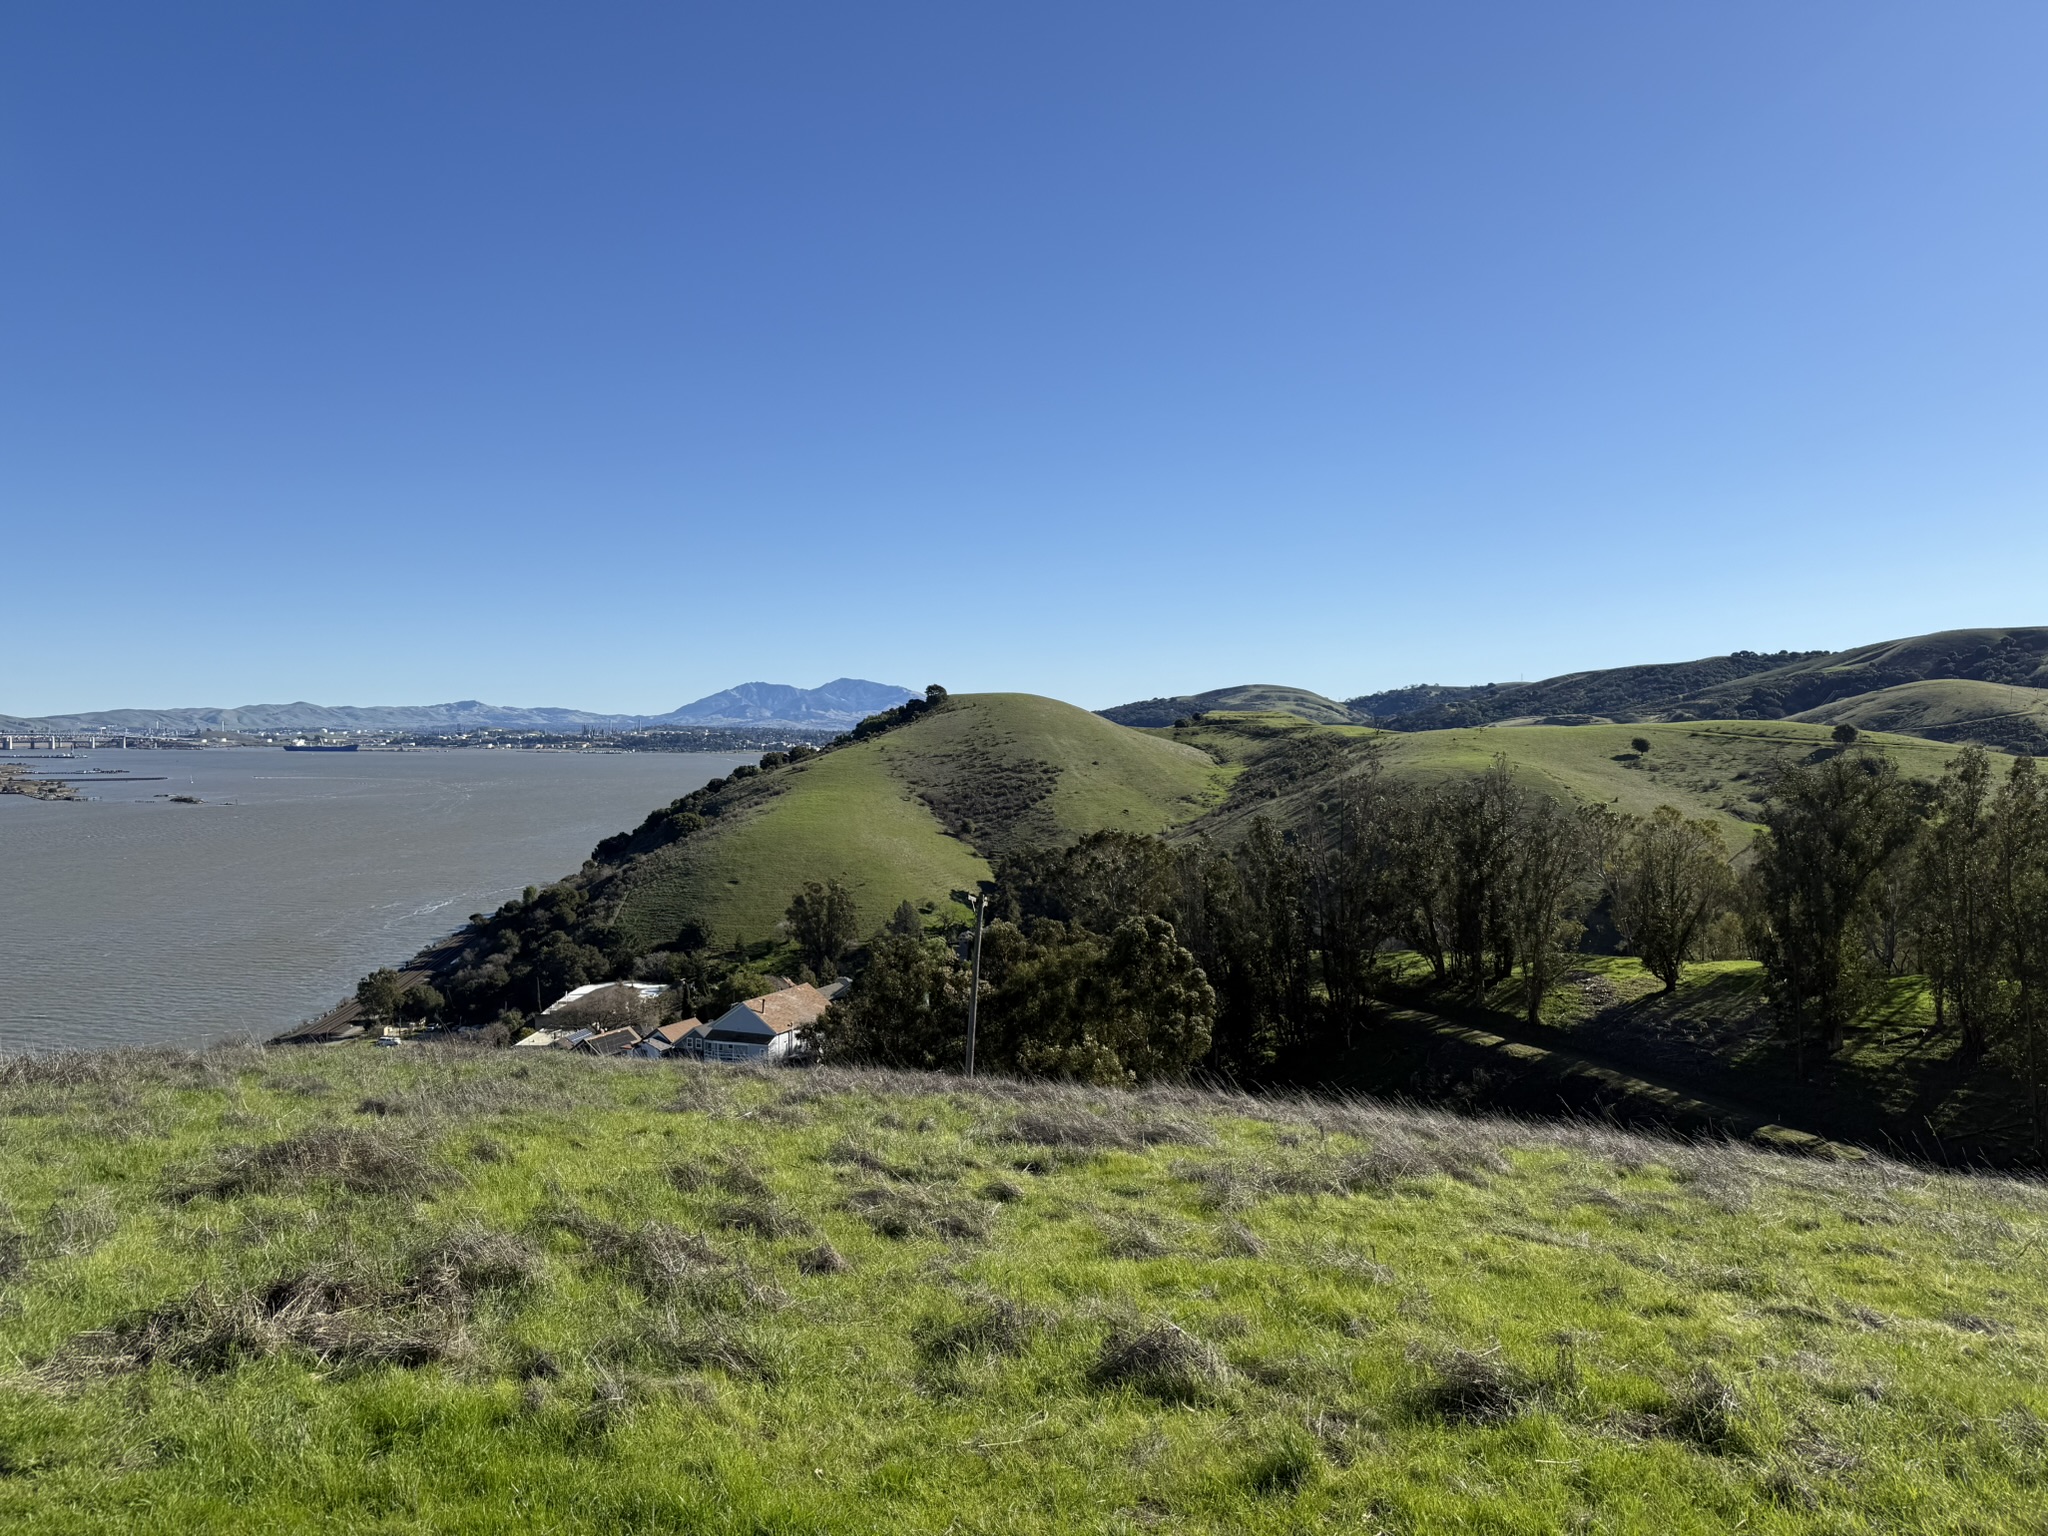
[0,748,751,1052]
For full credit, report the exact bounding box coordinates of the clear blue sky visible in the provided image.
[4,2,2044,716]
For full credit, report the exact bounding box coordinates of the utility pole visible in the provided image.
[964,892,988,1077]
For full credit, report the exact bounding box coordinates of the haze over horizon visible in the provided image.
[5,2,2044,716]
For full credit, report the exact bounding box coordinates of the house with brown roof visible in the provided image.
[636,1018,707,1059]
[682,983,830,1063]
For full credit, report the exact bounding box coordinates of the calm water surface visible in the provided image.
[0,748,750,1051]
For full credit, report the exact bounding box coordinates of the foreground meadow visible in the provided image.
[1,1046,2044,1533]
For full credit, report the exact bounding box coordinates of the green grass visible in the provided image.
[613,734,993,950]
[612,695,1229,949]
[1787,678,2048,731]
[3,1046,2047,1532]
[1171,714,1992,849]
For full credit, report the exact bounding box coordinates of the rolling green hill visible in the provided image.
[610,694,1229,949]
[1168,712,1982,850]
[1097,684,1358,729]
[1118,627,2048,749]
[5,1045,2045,1534]
[1787,678,2048,754]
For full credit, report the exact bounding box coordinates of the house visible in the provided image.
[634,1018,706,1058]
[513,1028,564,1049]
[540,981,668,1017]
[574,1027,641,1056]
[681,983,831,1063]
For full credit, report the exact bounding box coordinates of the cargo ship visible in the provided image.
[283,741,359,752]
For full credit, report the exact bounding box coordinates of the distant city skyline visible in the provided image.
[5,2,2044,716]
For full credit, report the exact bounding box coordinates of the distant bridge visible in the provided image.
[0,730,192,751]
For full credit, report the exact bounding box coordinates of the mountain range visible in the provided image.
[1101,626,2048,754]
[0,679,920,736]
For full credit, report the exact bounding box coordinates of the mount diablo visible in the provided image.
[0,679,919,736]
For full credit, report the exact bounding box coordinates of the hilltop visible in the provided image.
[1098,685,1358,729]
[1097,626,2048,751]
[608,693,1227,949]
[2,1044,2043,1534]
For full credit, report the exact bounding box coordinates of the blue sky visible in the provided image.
[4,2,2044,716]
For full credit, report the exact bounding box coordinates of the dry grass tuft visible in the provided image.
[1002,1108,1209,1152]
[1099,1218,1177,1260]
[795,1243,849,1275]
[1090,1320,1226,1403]
[168,1126,448,1203]
[712,1197,812,1240]
[407,1224,546,1303]
[613,1310,781,1381]
[1660,1365,1743,1450]
[913,1292,1041,1363]
[1412,1346,1537,1425]
[51,1268,471,1383]
[846,1185,991,1242]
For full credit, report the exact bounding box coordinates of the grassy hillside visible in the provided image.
[1098,685,1358,729]
[4,1046,2046,1533]
[1264,627,2048,749]
[1169,713,1977,849]
[613,739,993,951]
[1788,679,2048,754]
[612,694,1227,949]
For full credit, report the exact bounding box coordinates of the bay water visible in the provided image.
[0,747,750,1052]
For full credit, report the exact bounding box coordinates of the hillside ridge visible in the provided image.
[1097,625,2048,751]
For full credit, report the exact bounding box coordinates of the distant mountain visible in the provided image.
[1098,627,2048,753]
[0,700,646,734]
[1,679,922,736]
[647,679,919,729]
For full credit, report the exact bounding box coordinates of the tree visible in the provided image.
[807,934,970,1069]
[887,899,924,938]
[1746,753,1918,1077]
[988,916,1214,1084]
[1910,746,2001,1057]
[1607,805,1736,992]
[1506,797,1599,1024]
[1631,737,1652,756]
[1988,756,2048,1154]
[397,984,444,1024]
[355,968,407,1023]
[925,684,949,706]
[1440,758,1523,988]
[1833,723,1860,748]
[1302,770,1400,1042]
[785,880,859,978]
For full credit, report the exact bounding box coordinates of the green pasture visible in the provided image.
[2,1047,2045,1533]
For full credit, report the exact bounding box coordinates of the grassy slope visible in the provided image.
[1788,678,2048,734]
[1171,714,1976,848]
[4,1047,2046,1534]
[612,738,992,951]
[897,692,1226,840]
[613,695,1228,949]
[1383,720,1964,840]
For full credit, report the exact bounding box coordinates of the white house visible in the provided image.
[681,983,831,1063]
